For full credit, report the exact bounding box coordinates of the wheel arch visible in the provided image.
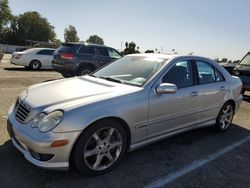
[29,59,41,64]
[29,59,42,67]
[224,99,235,112]
[69,116,131,165]
[78,62,96,70]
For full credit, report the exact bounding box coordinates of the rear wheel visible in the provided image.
[215,102,234,131]
[73,119,127,176]
[77,65,94,76]
[29,60,41,70]
[61,74,71,78]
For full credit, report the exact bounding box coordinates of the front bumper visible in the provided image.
[238,75,250,91]
[7,110,81,171]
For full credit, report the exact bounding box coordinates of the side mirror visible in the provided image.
[156,83,177,94]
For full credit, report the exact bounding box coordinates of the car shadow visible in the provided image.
[243,95,250,103]
[4,67,55,72]
[0,124,250,187]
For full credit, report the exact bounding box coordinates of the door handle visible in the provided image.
[190,91,198,97]
[220,86,225,91]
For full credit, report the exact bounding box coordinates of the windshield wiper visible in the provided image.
[99,76,124,84]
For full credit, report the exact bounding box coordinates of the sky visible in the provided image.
[8,0,250,60]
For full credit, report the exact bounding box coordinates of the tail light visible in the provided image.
[15,54,22,59]
[60,53,74,60]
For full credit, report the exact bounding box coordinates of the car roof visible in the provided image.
[127,53,212,61]
[23,48,55,52]
[62,42,107,48]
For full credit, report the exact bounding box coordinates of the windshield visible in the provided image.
[240,54,250,66]
[93,56,166,86]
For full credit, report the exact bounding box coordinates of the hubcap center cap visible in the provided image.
[99,142,109,153]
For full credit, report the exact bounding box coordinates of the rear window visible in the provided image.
[56,43,80,53]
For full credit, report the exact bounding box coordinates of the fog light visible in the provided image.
[28,148,54,161]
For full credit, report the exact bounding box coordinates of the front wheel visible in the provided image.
[73,119,127,176]
[215,102,234,131]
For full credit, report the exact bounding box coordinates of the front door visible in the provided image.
[148,60,199,138]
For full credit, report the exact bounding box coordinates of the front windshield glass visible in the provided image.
[240,54,250,66]
[93,56,166,86]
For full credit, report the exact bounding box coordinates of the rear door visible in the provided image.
[93,47,113,67]
[194,60,226,124]
[36,49,55,68]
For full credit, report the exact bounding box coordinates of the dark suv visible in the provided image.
[234,51,250,95]
[52,43,122,77]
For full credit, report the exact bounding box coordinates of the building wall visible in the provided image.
[0,44,28,54]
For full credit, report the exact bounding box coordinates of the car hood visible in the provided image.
[236,64,250,70]
[19,76,141,111]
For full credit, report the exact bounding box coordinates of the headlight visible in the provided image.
[32,111,63,132]
[234,70,240,76]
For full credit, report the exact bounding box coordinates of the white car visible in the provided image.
[11,48,55,70]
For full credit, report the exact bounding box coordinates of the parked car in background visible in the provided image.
[234,51,250,94]
[15,47,28,52]
[7,54,242,175]
[219,62,236,75]
[52,43,122,77]
[11,48,55,70]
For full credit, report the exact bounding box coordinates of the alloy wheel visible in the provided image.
[83,127,123,171]
[219,104,234,130]
[81,69,92,75]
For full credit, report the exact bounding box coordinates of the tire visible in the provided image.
[73,119,127,176]
[215,102,234,131]
[77,65,94,76]
[29,60,41,70]
[61,74,71,78]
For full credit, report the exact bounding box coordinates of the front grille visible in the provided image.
[15,99,30,123]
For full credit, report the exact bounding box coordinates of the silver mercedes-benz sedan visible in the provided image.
[7,54,242,175]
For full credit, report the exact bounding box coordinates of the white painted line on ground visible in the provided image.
[145,135,250,188]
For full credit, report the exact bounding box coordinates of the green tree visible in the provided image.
[64,25,79,42]
[15,11,56,45]
[0,0,12,43]
[86,35,104,45]
[123,41,140,55]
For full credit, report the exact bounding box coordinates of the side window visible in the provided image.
[214,68,225,82]
[37,50,54,55]
[196,61,224,84]
[162,61,193,88]
[78,46,94,54]
[94,47,108,56]
[108,49,121,59]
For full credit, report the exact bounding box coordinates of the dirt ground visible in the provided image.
[0,55,250,188]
